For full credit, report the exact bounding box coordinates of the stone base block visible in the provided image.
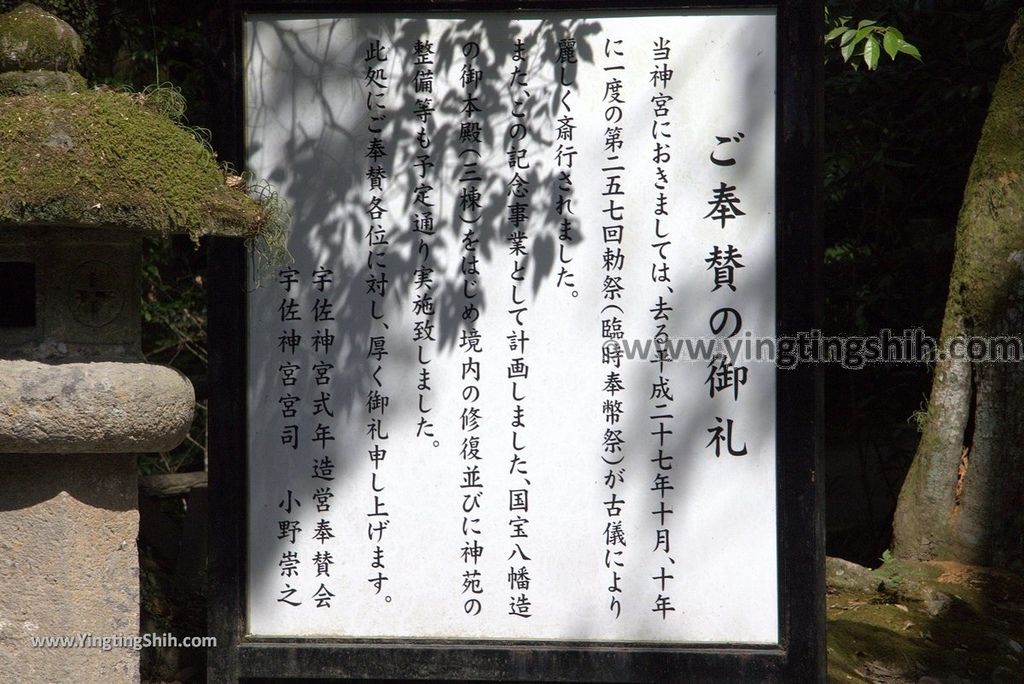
[0,454,139,683]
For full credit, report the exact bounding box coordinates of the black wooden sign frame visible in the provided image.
[208,1,823,680]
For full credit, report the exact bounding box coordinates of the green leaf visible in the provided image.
[857,19,878,29]
[864,36,880,70]
[825,26,848,41]
[839,28,858,47]
[883,30,900,59]
[899,41,922,61]
[853,27,874,44]
[840,33,859,61]
[887,27,905,42]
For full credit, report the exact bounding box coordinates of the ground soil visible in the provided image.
[827,557,1024,683]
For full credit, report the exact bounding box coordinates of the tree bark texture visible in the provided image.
[893,28,1024,571]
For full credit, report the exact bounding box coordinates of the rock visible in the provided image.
[922,588,953,617]
[0,89,269,241]
[0,68,85,95]
[826,556,880,593]
[140,471,207,498]
[0,4,83,73]
[0,360,194,453]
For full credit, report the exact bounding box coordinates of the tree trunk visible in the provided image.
[892,28,1024,571]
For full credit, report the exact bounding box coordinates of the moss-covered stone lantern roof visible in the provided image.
[0,3,282,243]
[0,2,82,72]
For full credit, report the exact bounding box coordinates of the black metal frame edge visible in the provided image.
[208,1,823,680]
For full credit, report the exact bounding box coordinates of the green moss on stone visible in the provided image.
[828,561,1024,682]
[0,68,84,94]
[944,44,1024,335]
[0,89,266,240]
[0,0,97,75]
[0,3,82,72]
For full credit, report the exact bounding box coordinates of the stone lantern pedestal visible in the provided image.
[0,228,194,683]
[0,4,277,682]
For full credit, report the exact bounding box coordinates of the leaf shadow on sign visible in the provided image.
[244,13,781,641]
[244,14,609,623]
[246,15,603,425]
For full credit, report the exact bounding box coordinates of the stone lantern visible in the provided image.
[0,4,276,682]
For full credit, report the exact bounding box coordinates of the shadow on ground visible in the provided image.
[827,557,1024,683]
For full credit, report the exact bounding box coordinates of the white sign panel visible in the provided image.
[245,11,777,643]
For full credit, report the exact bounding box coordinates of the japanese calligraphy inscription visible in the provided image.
[245,11,778,644]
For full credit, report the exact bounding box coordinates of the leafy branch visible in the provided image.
[826,15,922,70]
